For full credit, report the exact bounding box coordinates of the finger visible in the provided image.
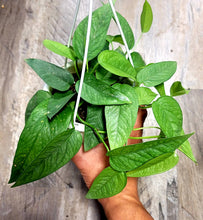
[128,108,147,145]
[72,143,109,188]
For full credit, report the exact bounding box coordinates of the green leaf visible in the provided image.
[8,100,72,184]
[152,96,183,137]
[25,90,51,123]
[131,52,146,72]
[178,129,197,163]
[47,91,75,119]
[43,39,76,60]
[106,35,124,45]
[127,152,179,177]
[12,129,82,187]
[114,12,135,49]
[72,4,112,61]
[155,83,166,96]
[159,130,166,139]
[86,167,127,199]
[137,61,177,87]
[170,81,190,97]
[25,59,74,91]
[141,0,153,33]
[105,84,138,150]
[98,50,137,81]
[134,87,157,105]
[96,65,118,85]
[115,46,125,56]
[84,105,105,151]
[75,74,131,105]
[107,133,193,171]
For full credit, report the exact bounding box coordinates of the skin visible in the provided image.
[72,109,153,220]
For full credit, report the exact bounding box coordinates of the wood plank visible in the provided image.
[115,0,203,90]
[0,1,104,219]
[176,90,203,220]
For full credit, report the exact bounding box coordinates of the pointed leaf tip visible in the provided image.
[86,167,127,199]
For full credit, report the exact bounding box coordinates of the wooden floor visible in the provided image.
[0,0,202,219]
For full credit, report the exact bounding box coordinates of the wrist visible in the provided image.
[98,178,141,217]
[98,177,153,220]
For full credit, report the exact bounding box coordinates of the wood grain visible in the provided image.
[116,0,203,90]
[176,90,203,220]
[0,1,104,219]
[0,0,202,219]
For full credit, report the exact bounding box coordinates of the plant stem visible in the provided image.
[76,115,109,152]
[110,42,114,50]
[139,104,152,109]
[98,130,107,134]
[133,126,161,131]
[128,135,160,140]
[74,60,80,79]
[64,57,68,68]
[90,63,99,74]
[133,32,143,51]
[86,61,89,72]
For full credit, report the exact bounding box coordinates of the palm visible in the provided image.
[72,109,147,188]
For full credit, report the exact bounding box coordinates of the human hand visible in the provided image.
[72,109,153,220]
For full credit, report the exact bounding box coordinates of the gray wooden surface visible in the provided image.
[0,0,202,219]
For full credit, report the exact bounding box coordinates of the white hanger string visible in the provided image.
[73,0,93,125]
[67,0,81,47]
[108,0,134,67]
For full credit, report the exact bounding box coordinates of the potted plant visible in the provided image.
[8,0,196,200]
